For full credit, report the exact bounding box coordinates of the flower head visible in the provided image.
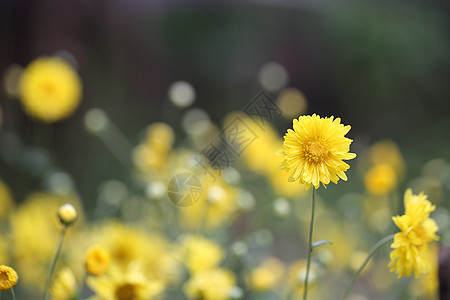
[184,268,236,300]
[87,262,164,300]
[57,203,78,226]
[278,114,356,189]
[0,265,18,290]
[18,56,82,122]
[181,235,224,274]
[389,189,439,278]
[51,267,77,300]
[86,245,111,275]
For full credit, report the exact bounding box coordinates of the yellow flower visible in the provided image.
[9,192,82,290]
[364,164,397,196]
[389,189,439,278]
[184,268,236,300]
[86,246,111,275]
[18,56,82,122]
[57,203,78,226]
[278,114,356,189]
[87,262,164,300]
[179,176,238,231]
[91,222,179,283]
[0,265,18,290]
[181,235,224,274]
[247,258,285,292]
[411,243,439,298]
[51,267,77,300]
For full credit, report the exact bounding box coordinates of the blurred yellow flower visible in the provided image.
[181,235,224,274]
[184,268,235,300]
[179,176,238,231]
[18,56,82,122]
[86,245,111,275]
[92,222,179,283]
[247,258,285,292]
[51,267,77,300]
[364,164,397,196]
[0,265,18,290]
[279,114,356,189]
[87,262,164,300]
[0,179,14,220]
[369,140,406,178]
[389,189,439,278]
[9,192,82,290]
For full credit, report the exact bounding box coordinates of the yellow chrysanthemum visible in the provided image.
[90,222,179,283]
[18,56,82,122]
[278,114,356,189]
[51,267,77,300]
[9,192,82,290]
[388,189,439,278]
[86,245,111,275]
[0,265,18,290]
[364,164,398,196]
[184,268,236,300]
[247,258,285,292]
[87,262,164,300]
[181,235,224,274]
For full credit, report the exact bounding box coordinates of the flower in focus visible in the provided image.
[58,203,78,226]
[86,245,111,275]
[364,164,398,196]
[87,262,164,300]
[18,56,82,122]
[0,265,18,290]
[184,268,236,300]
[278,114,356,189]
[389,189,439,278]
[247,258,285,292]
[181,235,224,274]
[51,267,77,300]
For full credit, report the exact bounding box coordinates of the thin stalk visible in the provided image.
[43,226,67,300]
[10,288,16,300]
[342,234,395,300]
[303,188,316,300]
[76,272,87,300]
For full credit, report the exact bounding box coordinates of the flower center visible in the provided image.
[115,283,136,300]
[304,140,328,163]
[42,82,57,97]
[0,271,8,283]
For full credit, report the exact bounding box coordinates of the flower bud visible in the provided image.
[57,203,78,226]
[0,265,18,290]
[85,245,110,275]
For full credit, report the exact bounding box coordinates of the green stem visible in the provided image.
[303,188,316,300]
[10,288,16,300]
[43,226,67,300]
[342,234,395,300]
[76,272,87,300]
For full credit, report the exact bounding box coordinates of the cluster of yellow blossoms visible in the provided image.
[0,56,444,300]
